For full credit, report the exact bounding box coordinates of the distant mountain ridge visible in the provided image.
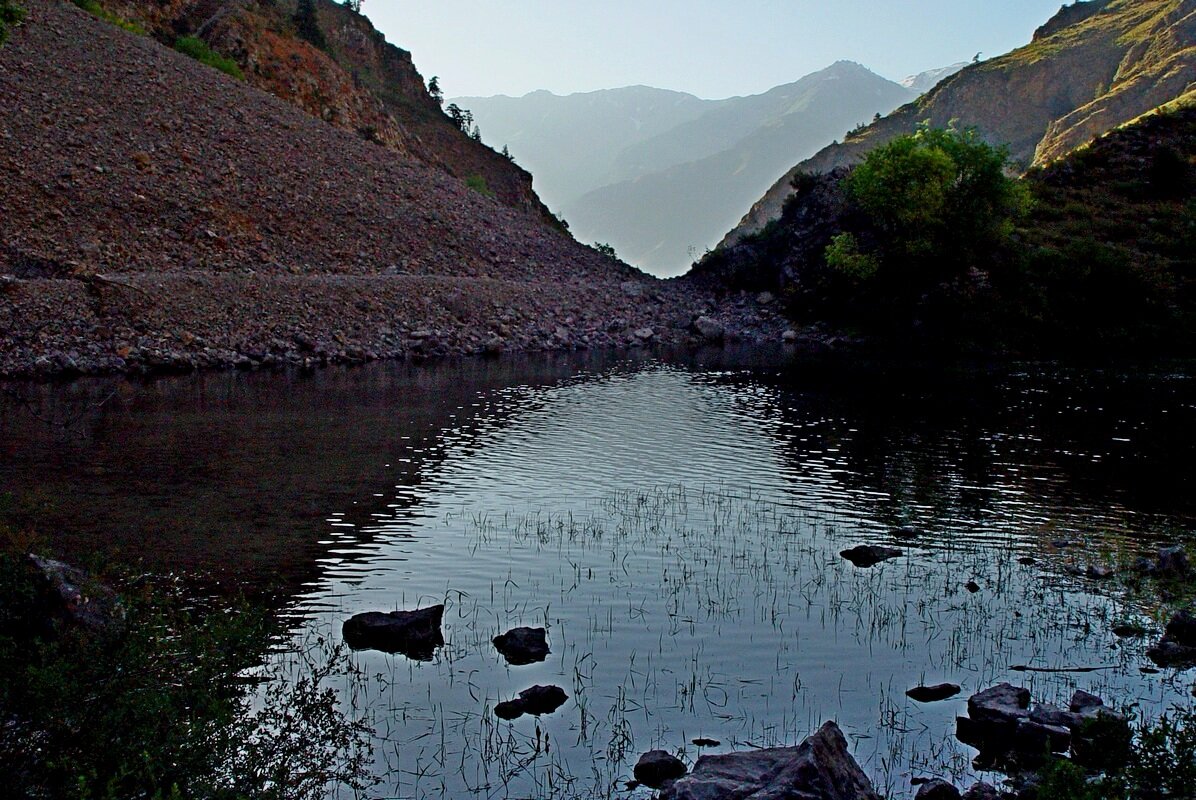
[462,61,915,275]
[721,0,1196,247]
[563,62,915,275]
[453,86,722,209]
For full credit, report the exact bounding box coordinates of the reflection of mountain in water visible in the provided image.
[2,353,1192,602]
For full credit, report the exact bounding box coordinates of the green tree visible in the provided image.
[428,75,443,106]
[841,124,1030,273]
[0,1,26,47]
[294,0,326,50]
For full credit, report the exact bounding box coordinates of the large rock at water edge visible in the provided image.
[493,626,550,665]
[660,721,880,800]
[634,750,688,788]
[342,604,444,660]
[26,554,124,633]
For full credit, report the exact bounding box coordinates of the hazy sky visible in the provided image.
[367,1,1066,99]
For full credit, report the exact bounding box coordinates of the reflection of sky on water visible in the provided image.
[288,364,1195,799]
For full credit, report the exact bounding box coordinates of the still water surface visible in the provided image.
[3,350,1194,798]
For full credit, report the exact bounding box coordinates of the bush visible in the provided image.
[71,0,146,35]
[293,0,327,51]
[465,174,495,198]
[824,232,878,280]
[0,553,376,799]
[0,1,25,47]
[842,124,1032,273]
[174,36,245,80]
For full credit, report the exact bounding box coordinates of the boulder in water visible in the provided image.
[342,604,445,660]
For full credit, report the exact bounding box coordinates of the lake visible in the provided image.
[3,349,1194,798]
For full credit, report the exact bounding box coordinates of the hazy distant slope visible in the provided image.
[564,62,915,276]
[722,0,1196,246]
[455,87,720,208]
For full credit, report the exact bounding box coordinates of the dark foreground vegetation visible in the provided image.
[697,107,1196,356]
[0,499,375,800]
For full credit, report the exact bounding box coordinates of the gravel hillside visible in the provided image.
[0,0,783,377]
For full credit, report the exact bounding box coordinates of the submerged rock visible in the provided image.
[492,626,550,665]
[342,604,444,660]
[634,750,687,788]
[660,721,880,800]
[494,685,569,720]
[1147,611,1196,667]
[840,545,903,568]
[961,783,1000,800]
[907,683,962,703]
[1157,546,1191,577]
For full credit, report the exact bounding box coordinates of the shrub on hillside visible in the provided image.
[71,0,146,35]
[0,1,25,47]
[174,35,245,80]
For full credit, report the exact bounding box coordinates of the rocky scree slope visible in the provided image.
[0,1,769,377]
[98,0,550,219]
[723,0,1196,245]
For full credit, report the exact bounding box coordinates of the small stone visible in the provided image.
[965,581,981,593]
[492,626,550,665]
[693,316,724,341]
[756,291,775,305]
[1087,564,1115,579]
[915,779,961,800]
[840,545,903,568]
[691,738,721,747]
[907,683,962,703]
[1157,546,1190,577]
[781,329,799,343]
[633,327,655,341]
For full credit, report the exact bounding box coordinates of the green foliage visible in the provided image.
[465,174,494,198]
[293,0,327,50]
[824,232,879,280]
[174,36,245,81]
[0,1,25,48]
[0,554,376,799]
[843,124,1031,269]
[1124,708,1196,799]
[71,0,146,35]
[592,242,618,259]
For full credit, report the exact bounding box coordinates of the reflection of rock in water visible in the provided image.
[492,626,550,665]
[493,685,568,720]
[341,605,444,660]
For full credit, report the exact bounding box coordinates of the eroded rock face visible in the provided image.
[342,604,445,660]
[660,721,880,800]
[492,626,550,665]
[840,545,903,568]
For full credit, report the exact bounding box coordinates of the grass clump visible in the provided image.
[174,35,245,81]
[71,0,147,35]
